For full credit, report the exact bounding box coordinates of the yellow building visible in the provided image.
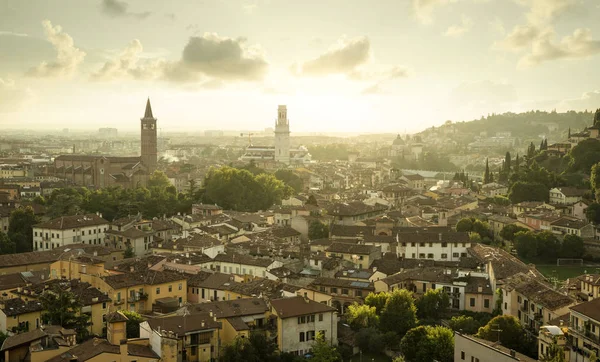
[140,313,221,361]
[187,298,273,345]
[0,298,43,334]
[501,273,576,332]
[569,298,600,360]
[325,243,382,270]
[49,254,107,280]
[99,270,187,314]
[538,325,568,361]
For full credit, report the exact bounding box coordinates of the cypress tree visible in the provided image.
[484,158,490,184]
[505,152,511,173]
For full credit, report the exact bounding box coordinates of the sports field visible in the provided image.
[534,264,600,281]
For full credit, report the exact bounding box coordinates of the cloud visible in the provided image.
[361,83,385,95]
[0,78,33,113]
[558,90,600,111]
[92,33,268,83]
[496,25,541,50]
[292,36,370,76]
[100,0,152,19]
[0,31,28,37]
[444,15,473,37]
[450,80,518,107]
[177,33,268,81]
[92,39,162,80]
[26,20,86,78]
[412,0,456,25]
[515,0,576,26]
[519,28,600,67]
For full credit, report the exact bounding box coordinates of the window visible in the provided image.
[156,287,160,295]
[429,243,433,247]
[331,287,338,294]
[102,302,107,309]
[454,243,458,247]
[427,253,434,258]
[470,298,475,307]
[310,315,315,322]
[299,332,305,342]
[441,253,448,259]
[319,314,323,321]
[191,346,197,356]
[484,299,490,308]
[117,292,121,301]
[453,252,459,258]
[307,330,315,340]
[168,285,172,292]
[422,283,427,292]
[179,283,182,291]
[442,242,447,247]
[461,351,465,360]
[342,288,349,295]
[419,253,425,258]
[35,232,38,237]
[401,242,406,247]
[411,243,416,247]
[419,242,425,247]
[356,290,362,297]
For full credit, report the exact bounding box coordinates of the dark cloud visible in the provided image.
[293,36,370,76]
[101,0,152,20]
[176,33,268,81]
[91,33,268,84]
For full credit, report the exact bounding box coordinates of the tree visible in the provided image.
[448,315,481,335]
[306,194,318,206]
[311,332,341,362]
[400,325,454,362]
[308,220,329,240]
[561,234,585,259]
[540,338,565,362]
[354,327,385,354]
[477,315,525,352]
[505,152,511,173]
[514,231,539,260]
[0,232,16,255]
[380,289,418,338]
[484,158,490,184]
[456,218,473,232]
[39,285,91,341]
[8,206,38,253]
[346,303,378,329]
[417,289,450,320]
[568,139,600,173]
[274,169,304,193]
[595,108,600,127]
[515,154,520,173]
[499,224,528,242]
[587,202,600,224]
[123,244,135,258]
[592,163,600,202]
[220,332,280,362]
[508,181,549,203]
[365,291,390,315]
[527,142,536,158]
[120,310,144,338]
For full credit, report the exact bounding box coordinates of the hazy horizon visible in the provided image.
[1,0,600,132]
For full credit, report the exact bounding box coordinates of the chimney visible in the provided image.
[372,267,378,273]
[201,322,205,327]
[438,233,442,241]
[93,251,98,257]
[559,320,564,326]
[477,286,483,293]
[119,339,127,356]
[509,350,516,358]
[129,266,134,273]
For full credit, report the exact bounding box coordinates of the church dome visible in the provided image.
[393,134,405,146]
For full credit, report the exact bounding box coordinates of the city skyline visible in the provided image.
[1,0,600,132]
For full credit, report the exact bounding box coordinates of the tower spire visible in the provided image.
[144,98,154,119]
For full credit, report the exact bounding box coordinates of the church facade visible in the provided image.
[240,105,311,166]
[51,99,158,189]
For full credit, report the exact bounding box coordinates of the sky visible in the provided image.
[1,0,600,133]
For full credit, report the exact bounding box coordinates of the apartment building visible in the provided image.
[396,232,471,261]
[33,214,109,251]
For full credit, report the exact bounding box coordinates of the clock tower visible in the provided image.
[140,98,157,172]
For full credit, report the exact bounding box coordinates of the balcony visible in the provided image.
[569,324,600,345]
[114,300,124,306]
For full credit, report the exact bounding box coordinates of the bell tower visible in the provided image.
[274,105,290,164]
[140,98,157,172]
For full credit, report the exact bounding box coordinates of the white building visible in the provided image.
[33,213,109,251]
[396,232,472,261]
[270,296,338,356]
[549,187,586,205]
[239,106,312,165]
[454,332,537,362]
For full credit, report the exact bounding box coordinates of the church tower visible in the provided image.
[140,98,157,172]
[274,105,290,164]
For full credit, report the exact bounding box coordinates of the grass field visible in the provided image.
[533,264,600,281]
[348,353,391,362]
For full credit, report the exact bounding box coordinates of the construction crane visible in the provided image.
[240,133,255,146]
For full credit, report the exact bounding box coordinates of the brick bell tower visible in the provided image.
[140,98,158,172]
